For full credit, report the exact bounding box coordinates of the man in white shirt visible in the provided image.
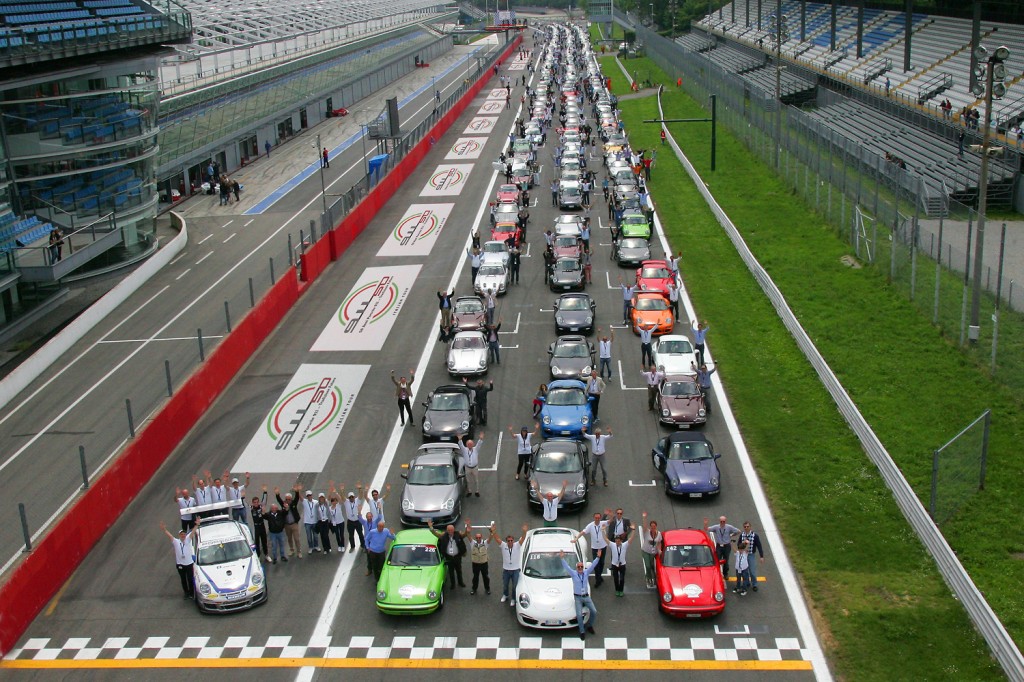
[457,431,485,497]
[618,278,636,325]
[533,480,567,527]
[160,519,199,599]
[585,371,606,423]
[496,523,528,605]
[581,426,613,487]
[575,510,611,588]
[227,474,250,523]
[641,364,664,411]
[302,491,320,554]
[705,515,740,581]
[508,424,539,480]
[342,489,365,552]
[602,524,634,597]
[175,487,196,532]
[639,512,662,589]
[638,320,656,367]
[363,483,390,524]
[597,327,614,379]
[205,471,227,504]
[192,477,211,507]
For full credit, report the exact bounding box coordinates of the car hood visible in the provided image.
[424,408,469,431]
[657,355,697,375]
[519,575,575,611]
[662,395,703,418]
[543,404,589,426]
[551,271,582,283]
[402,483,459,512]
[618,246,650,259]
[550,356,592,372]
[557,310,592,323]
[533,470,586,503]
[476,274,505,287]
[454,312,485,330]
[665,458,715,484]
[195,556,256,593]
[659,566,721,606]
[450,348,485,368]
[379,565,442,601]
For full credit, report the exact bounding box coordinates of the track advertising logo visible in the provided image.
[468,118,493,132]
[430,167,465,191]
[266,377,345,451]
[393,209,440,246]
[480,100,502,114]
[450,139,481,157]
[338,275,401,333]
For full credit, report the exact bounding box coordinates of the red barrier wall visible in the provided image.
[0,34,522,656]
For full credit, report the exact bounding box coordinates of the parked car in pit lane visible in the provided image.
[496,183,521,204]
[515,527,591,629]
[548,256,585,292]
[651,431,721,497]
[611,237,651,266]
[376,529,447,615]
[446,330,488,376]
[452,296,485,331]
[400,443,467,526]
[538,379,593,438]
[480,240,511,269]
[421,384,475,442]
[650,335,698,376]
[526,439,591,512]
[630,292,674,335]
[553,292,596,334]
[655,528,726,618]
[657,374,708,429]
[635,259,674,296]
[474,262,509,296]
[548,335,596,380]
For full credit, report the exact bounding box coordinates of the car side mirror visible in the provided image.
[400,473,408,479]
[714,453,721,460]
[553,300,559,309]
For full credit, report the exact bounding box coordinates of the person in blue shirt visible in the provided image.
[364,516,394,580]
[559,550,598,640]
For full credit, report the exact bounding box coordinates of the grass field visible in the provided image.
[606,58,1016,679]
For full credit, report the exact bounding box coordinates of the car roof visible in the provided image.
[641,259,669,268]
[392,528,440,546]
[559,292,591,301]
[410,451,457,467]
[525,527,577,551]
[195,518,246,545]
[431,384,472,395]
[416,442,461,456]
[453,330,485,339]
[635,291,667,300]
[556,335,587,344]
[666,431,711,445]
[662,373,697,384]
[455,295,481,303]
[547,379,586,390]
[657,334,689,343]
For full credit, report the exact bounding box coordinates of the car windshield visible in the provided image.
[624,216,647,225]
[499,184,517,193]
[388,544,440,567]
[547,388,586,406]
[620,239,648,250]
[662,381,700,397]
[667,440,714,460]
[562,161,580,170]
[452,336,484,350]
[533,450,581,474]
[635,297,667,311]
[555,216,579,225]
[196,539,251,566]
[562,187,581,197]
[523,551,572,579]
[483,243,506,254]
[560,297,588,311]
[429,393,469,411]
[478,265,504,277]
[556,260,580,273]
[659,339,693,354]
[641,267,670,279]
[407,463,457,485]
[455,299,482,313]
[553,342,588,358]
[662,544,715,568]
[555,237,578,248]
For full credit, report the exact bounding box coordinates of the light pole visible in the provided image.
[314,133,327,216]
[649,2,654,27]
[767,3,788,169]
[668,0,677,38]
[967,44,1010,344]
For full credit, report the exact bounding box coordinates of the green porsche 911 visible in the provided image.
[376,529,448,615]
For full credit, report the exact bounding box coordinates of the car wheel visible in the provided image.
[664,477,673,496]
[651,452,659,470]
[438,589,445,610]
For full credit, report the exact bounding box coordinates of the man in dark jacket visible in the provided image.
[266,502,288,563]
[250,488,269,561]
[428,520,468,589]
[275,486,303,558]
[437,289,454,327]
[470,378,494,425]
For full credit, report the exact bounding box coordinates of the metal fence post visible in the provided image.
[960,220,973,346]
[79,445,89,489]
[992,224,1007,372]
[310,219,317,244]
[224,301,232,333]
[929,449,939,521]
[165,359,173,397]
[198,328,205,362]
[126,398,135,437]
[288,234,293,263]
[249,277,255,308]
[934,214,944,324]
[980,410,991,490]
[270,257,276,285]
[19,503,31,551]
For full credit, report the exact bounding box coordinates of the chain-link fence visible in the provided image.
[624,15,1024,395]
[930,410,990,526]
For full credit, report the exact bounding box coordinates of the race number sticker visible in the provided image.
[464,117,498,135]
[420,164,473,197]
[376,203,452,257]
[232,364,370,473]
[446,137,488,160]
[311,265,421,351]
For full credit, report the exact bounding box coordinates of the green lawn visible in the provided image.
[611,64,1014,680]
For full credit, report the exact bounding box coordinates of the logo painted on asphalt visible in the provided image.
[311,265,421,351]
[420,164,473,197]
[446,138,487,160]
[377,203,452,257]
[464,117,497,135]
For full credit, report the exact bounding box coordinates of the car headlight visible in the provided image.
[698,408,706,417]
[662,592,672,603]
[428,590,438,600]
[714,591,725,603]
[662,408,670,416]
[556,315,564,324]
[528,484,538,498]
[585,316,592,324]
[518,593,531,608]
[710,477,719,487]
[551,365,560,374]
[443,497,455,511]
[582,365,591,375]
[581,415,589,425]
[669,477,680,487]
[199,583,212,595]
[575,483,586,496]
[377,590,387,600]
[543,415,551,425]
[423,420,432,430]
[460,420,469,430]
[478,358,486,367]
[402,499,413,511]
[448,358,456,369]
[251,572,263,586]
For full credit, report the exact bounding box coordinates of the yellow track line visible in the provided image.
[0,658,813,671]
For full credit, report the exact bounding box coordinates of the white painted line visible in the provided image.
[715,625,751,635]
[605,271,618,289]
[175,268,192,281]
[243,218,255,227]
[617,361,645,390]
[169,254,186,266]
[628,480,657,487]
[195,252,213,265]
[497,312,520,335]
[538,308,554,312]
[222,220,234,228]
[98,335,224,344]
[297,116,516,682]
[480,431,503,472]
[498,344,518,349]
[523,242,531,258]
[198,234,213,245]
[223,233,237,243]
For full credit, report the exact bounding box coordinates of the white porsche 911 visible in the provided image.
[515,527,590,629]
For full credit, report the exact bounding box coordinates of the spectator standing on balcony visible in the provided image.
[48,227,63,263]
[958,129,966,158]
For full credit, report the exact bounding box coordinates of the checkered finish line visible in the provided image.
[6,634,810,663]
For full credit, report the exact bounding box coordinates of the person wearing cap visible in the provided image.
[275,485,303,558]
[227,472,250,523]
[533,480,567,527]
[160,518,199,599]
[468,521,496,595]
[314,492,334,555]
[559,549,598,640]
[303,489,321,554]
[508,423,539,480]
[175,487,197,532]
